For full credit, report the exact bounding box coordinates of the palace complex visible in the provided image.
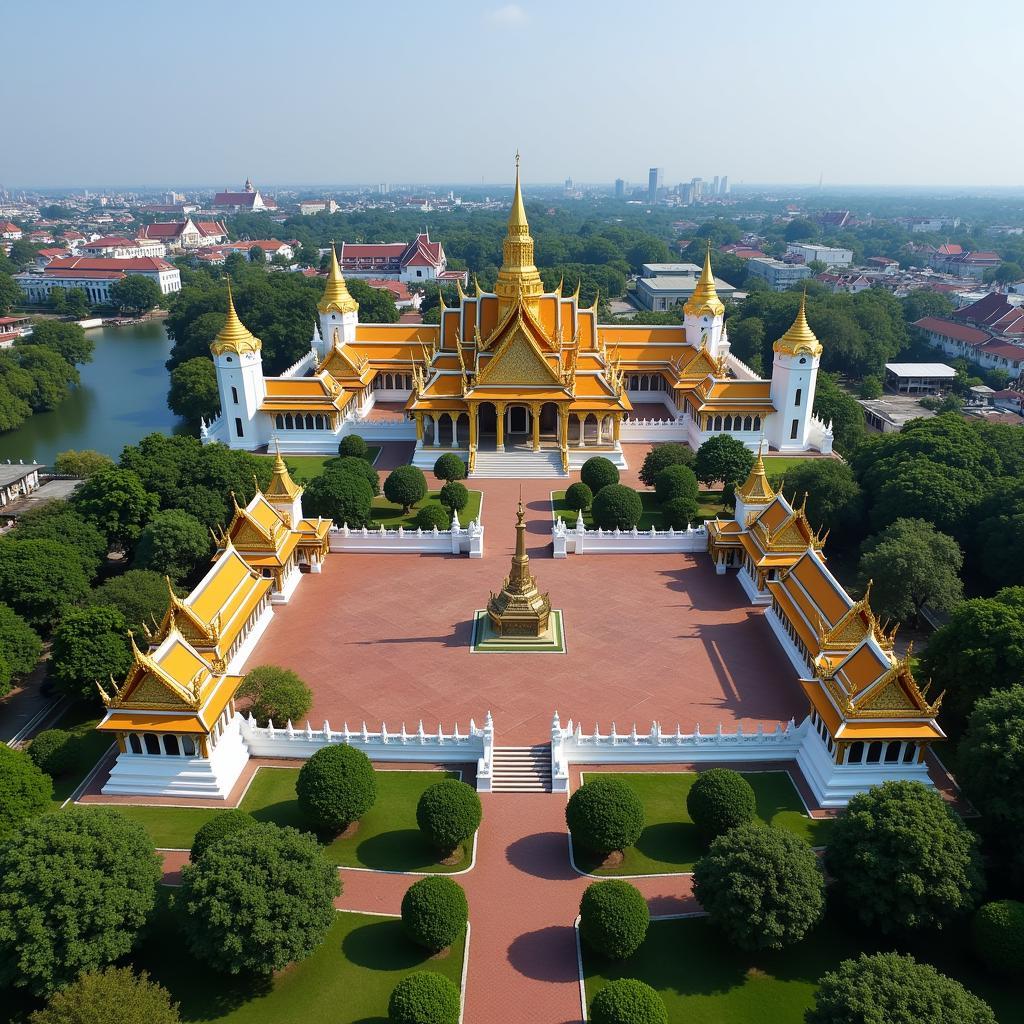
[203,158,834,475]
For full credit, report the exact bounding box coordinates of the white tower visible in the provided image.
[210,285,266,449]
[318,244,359,351]
[766,293,822,452]
[683,246,728,360]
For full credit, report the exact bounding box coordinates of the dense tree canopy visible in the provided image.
[86,569,177,637]
[133,508,210,582]
[0,537,90,628]
[22,319,94,365]
[0,743,52,837]
[51,605,132,702]
[775,459,862,539]
[0,603,42,690]
[28,967,181,1024]
[72,466,158,549]
[168,356,220,424]
[693,435,755,487]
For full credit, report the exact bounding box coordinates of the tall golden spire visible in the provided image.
[266,440,302,500]
[318,243,359,315]
[211,282,262,356]
[684,242,725,318]
[735,440,775,504]
[774,290,823,356]
[485,495,551,637]
[494,153,545,319]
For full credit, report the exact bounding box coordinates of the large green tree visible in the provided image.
[72,466,159,550]
[813,372,866,455]
[168,356,220,424]
[50,606,133,702]
[776,459,862,539]
[0,538,90,628]
[109,275,162,314]
[86,569,177,637]
[133,508,210,582]
[28,967,181,1024]
[22,319,94,365]
[0,743,52,837]
[53,449,114,478]
[9,500,108,579]
[0,604,42,691]
[693,435,755,487]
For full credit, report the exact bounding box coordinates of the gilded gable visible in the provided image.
[477,327,562,386]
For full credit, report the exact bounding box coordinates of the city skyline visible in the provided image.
[5,0,1024,189]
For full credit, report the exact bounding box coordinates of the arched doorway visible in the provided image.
[477,403,498,447]
[506,404,530,438]
[540,402,559,438]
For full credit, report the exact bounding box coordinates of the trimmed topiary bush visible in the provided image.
[439,481,469,515]
[28,729,75,777]
[564,481,593,512]
[579,880,650,959]
[654,463,699,505]
[686,768,757,840]
[639,443,693,488]
[806,952,996,1024]
[0,742,53,838]
[590,979,668,1024]
[388,971,461,1024]
[972,899,1024,975]
[566,777,644,858]
[661,496,698,530]
[415,504,452,531]
[592,485,643,531]
[400,877,469,953]
[693,823,825,951]
[384,465,428,514]
[189,809,259,862]
[416,779,482,858]
[296,744,377,833]
[303,470,374,527]
[581,456,620,493]
[238,665,312,726]
[433,453,467,482]
[338,434,369,460]
[331,456,381,496]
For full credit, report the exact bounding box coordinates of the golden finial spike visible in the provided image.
[774,288,822,356]
[211,281,261,357]
[684,242,724,318]
[319,242,358,315]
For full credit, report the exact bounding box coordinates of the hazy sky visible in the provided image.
[4,0,1022,189]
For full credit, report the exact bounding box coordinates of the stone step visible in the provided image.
[470,450,567,479]
[490,744,553,793]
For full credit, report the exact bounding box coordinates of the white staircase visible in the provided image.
[490,745,553,792]
[471,449,566,479]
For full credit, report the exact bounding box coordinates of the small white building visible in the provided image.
[78,236,167,259]
[786,243,853,268]
[16,256,181,305]
[884,362,956,395]
[747,258,812,291]
[0,462,41,507]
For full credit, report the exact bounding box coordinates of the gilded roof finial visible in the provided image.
[735,440,775,504]
[211,281,262,357]
[267,439,302,500]
[318,242,359,315]
[494,152,544,319]
[774,289,822,357]
[683,241,725,319]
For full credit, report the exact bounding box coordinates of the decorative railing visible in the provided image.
[726,352,760,380]
[279,349,317,378]
[552,514,706,556]
[329,516,484,556]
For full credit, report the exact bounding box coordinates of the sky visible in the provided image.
[3,0,1023,190]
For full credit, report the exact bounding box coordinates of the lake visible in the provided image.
[0,319,184,467]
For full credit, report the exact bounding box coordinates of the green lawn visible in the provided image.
[572,771,833,875]
[583,912,1021,1024]
[371,489,482,529]
[763,456,821,476]
[552,489,725,530]
[132,900,465,1024]
[114,767,473,871]
[271,451,381,483]
[40,707,114,807]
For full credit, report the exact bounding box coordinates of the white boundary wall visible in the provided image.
[619,417,688,442]
[553,514,707,556]
[240,712,494,791]
[329,517,484,556]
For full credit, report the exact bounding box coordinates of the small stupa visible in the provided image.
[486,497,551,638]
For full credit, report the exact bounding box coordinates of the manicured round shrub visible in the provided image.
[0,742,53,838]
[686,767,757,840]
[401,877,469,953]
[565,481,593,512]
[592,485,643,530]
[416,778,482,857]
[972,900,1024,975]
[239,665,312,726]
[388,971,461,1024]
[565,777,644,857]
[654,463,699,505]
[579,880,650,959]
[303,470,374,527]
[581,456,620,493]
[639,443,693,488]
[439,481,469,515]
[415,504,451,531]
[824,780,983,933]
[590,979,668,1024]
[296,743,377,833]
[190,809,259,862]
[661,496,698,530]
[338,433,369,459]
[384,465,428,514]
[433,452,467,482]
[805,952,996,1024]
[693,823,825,951]
[28,728,76,777]
[332,455,381,496]
[28,966,180,1024]
[178,821,339,975]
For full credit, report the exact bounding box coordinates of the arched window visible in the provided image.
[714,416,722,431]
[724,415,733,431]
[884,743,901,764]
[866,741,883,764]
[902,743,916,764]
[744,416,753,431]
[128,734,142,754]
[164,735,180,756]
[144,733,161,756]
[314,414,324,429]
[181,736,196,756]
[753,416,761,431]
[285,413,294,430]
[305,414,314,430]
[275,414,284,429]
[847,741,864,764]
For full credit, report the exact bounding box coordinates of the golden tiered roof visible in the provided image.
[266,445,302,501]
[774,291,823,357]
[683,244,725,319]
[318,244,359,316]
[735,443,775,504]
[493,154,545,320]
[210,284,262,356]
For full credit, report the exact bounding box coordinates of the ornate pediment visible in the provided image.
[476,323,563,387]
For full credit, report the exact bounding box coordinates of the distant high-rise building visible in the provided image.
[648,167,663,204]
[712,176,720,196]
[564,177,574,191]
[719,175,729,195]
[378,183,389,195]
[615,178,625,199]
[691,177,704,201]
[681,182,694,205]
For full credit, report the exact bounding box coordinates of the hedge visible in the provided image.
[388,971,461,1024]
[580,456,620,492]
[592,485,643,531]
[416,779,482,856]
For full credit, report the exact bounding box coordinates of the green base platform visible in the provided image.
[470,609,566,654]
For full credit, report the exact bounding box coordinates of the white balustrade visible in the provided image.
[329,517,484,556]
[552,513,706,556]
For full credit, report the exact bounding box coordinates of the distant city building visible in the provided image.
[299,199,339,216]
[926,244,1001,280]
[339,231,466,285]
[0,221,23,240]
[614,178,625,199]
[15,256,181,305]
[884,363,956,395]
[786,242,853,268]
[720,243,768,260]
[690,177,704,201]
[719,175,729,195]
[814,272,872,294]
[648,167,663,204]
[0,315,33,347]
[815,210,851,230]
[635,263,738,311]
[712,175,720,195]
[913,292,1024,379]
[746,258,812,291]
[78,236,167,259]
[139,218,228,251]
[212,178,277,213]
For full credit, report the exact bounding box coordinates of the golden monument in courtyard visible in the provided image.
[473,498,564,653]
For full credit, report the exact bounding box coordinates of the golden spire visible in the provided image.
[318,243,359,315]
[485,494,552,638]
[774,290,823,357]
[266,440,302,500]
[494,153,544,319]
[210,283,262,356]
[735,441,775,504]
[684,242,725,319]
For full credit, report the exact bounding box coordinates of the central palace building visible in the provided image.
[204,159,834,475]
